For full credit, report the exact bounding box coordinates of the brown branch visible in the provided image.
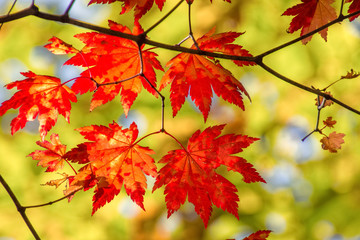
[0,5,254,62]
[258,62,360,116]
[136,44,166,131]
[257,10,360,58]
[2,5,359,64]
[0,174,41,240]
[302,97,326,141]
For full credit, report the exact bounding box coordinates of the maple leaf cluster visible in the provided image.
[0,18,254,135]
[311,91,346,153]
[4,0,360,237]
[0,0,263,227]
[27,123,264,227]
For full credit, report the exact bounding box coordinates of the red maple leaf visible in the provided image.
[153,125,263,227]
[160,27,254,121]
[28,133,68,172]
[88,0,166,20]
[64,122,157,214]
[0,71,77,140]
[346,0,360,21]
[242,230,272,240]
[282,0,337,44]
[66,20,163,116]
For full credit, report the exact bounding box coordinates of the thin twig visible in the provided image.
[133,130,162,145]
[0,0,18,30]
[137,44,166,130]
[187,1,200,50]
[23,192,76,209]
[302,96,326,141]
[98,74,141,86]
[63,0,76,17]
[177,35,191,46]
[0,174,41,240]
[340,0,345,17]
[256,9,360,58]
[144,0,185,35]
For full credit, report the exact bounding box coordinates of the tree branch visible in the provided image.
[257,10,360,58]
[258,62,360,116]
[0,174,41,240]
[0,5,254,62]
[23,192,76,209]
[1,5,360,63]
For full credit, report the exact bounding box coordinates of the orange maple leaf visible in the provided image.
[153,125,263,227]
[160,28,254,121]
[44,37,78,55]
[64,122,157,214]
[28,133,68,172]
[0,71,77,140]
[65,20,163,116]
[323,116,336,128]
[340,68,360,79]
[320,131,345,153]
[88,0,166,20]
[42,173,70,189]
[282,0,337,44]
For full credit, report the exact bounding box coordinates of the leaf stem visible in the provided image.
[133,130,162,145]
[163,130,188,152]
[65,159,78,175]
[0,174,41,240]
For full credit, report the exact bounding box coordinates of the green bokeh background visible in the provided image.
[1,0,360,239]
